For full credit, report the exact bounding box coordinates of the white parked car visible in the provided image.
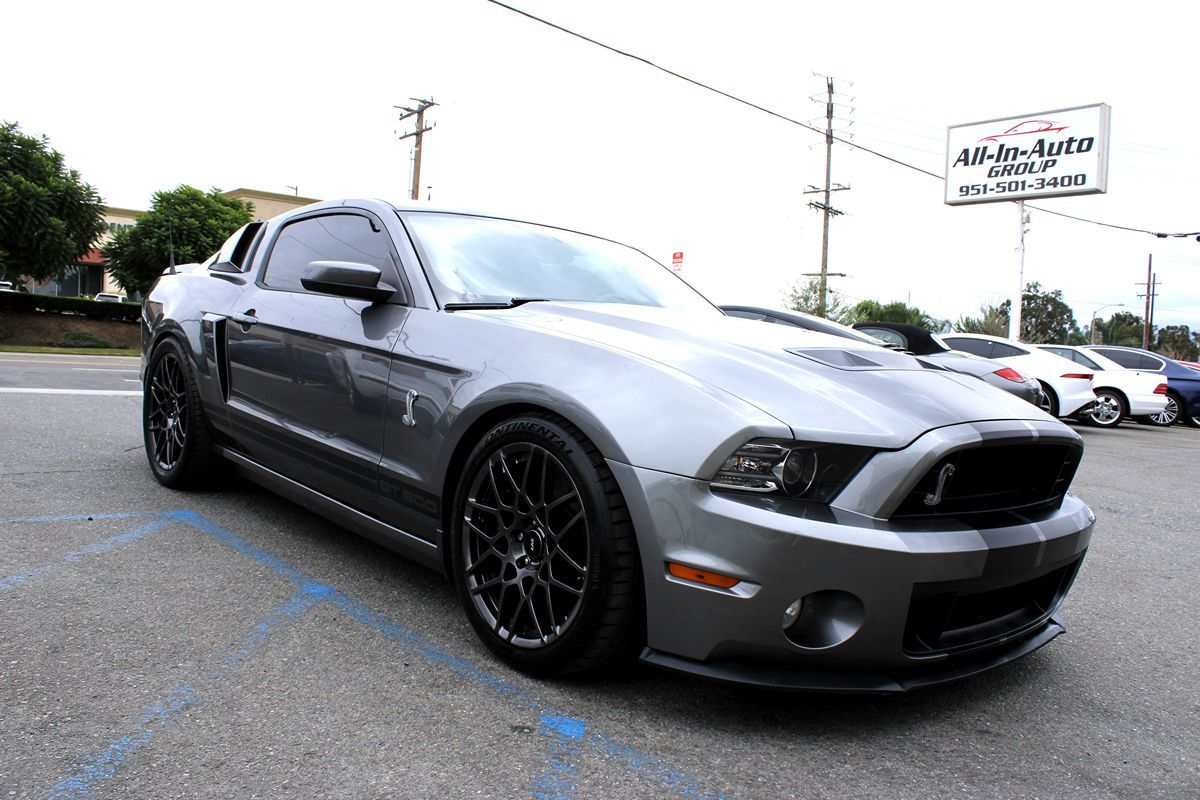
[94,292,128,303]
[942,333,1096,419]
[1036,345,1168,427]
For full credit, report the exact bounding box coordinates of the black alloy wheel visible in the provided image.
[143,338,216,487]
[1145,393,1181,427]
[1086,389,1125,427]
[451,414,641,676]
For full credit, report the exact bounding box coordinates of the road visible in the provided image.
[0,352,1196,799]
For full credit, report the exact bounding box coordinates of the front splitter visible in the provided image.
[639,616,1066,694]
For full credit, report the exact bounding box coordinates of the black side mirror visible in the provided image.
[301,261,397,303]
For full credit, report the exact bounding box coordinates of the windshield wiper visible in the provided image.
[443,297,548,311]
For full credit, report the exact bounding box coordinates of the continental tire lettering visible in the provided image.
[502,420,573,457]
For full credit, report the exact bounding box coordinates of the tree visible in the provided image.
[104,185,252,296]
[1020,282,1080,344]
[1155,325,1198,361]
[1093,311,1144,346]
[954,283,1081,342]
[956,301,1010,337]
[846,299,945,329]
[0,121,107,287]
[783,276,851,322]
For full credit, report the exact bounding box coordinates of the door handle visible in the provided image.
[231,310,258,330]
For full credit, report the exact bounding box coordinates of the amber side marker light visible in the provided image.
[667,562,741,589]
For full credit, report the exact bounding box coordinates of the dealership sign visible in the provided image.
[945,103,1110,205]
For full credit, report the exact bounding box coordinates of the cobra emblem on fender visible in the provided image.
[402,389,420,427]
[924,462,956,506]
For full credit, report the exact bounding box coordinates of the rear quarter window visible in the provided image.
[944,338,993,357]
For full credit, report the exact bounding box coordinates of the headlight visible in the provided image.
[711,440,873,503]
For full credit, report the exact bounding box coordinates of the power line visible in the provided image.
[1025,204,1200,239]
[484,0,1198,241]
[484,0,943,179]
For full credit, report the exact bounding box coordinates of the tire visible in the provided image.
[450,413,642,677]
[1084,389,1126,427]
[143,337,217,488]
[1037,382,1060,418]
[1144,392,1181,427]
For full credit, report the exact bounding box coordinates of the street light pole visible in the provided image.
[1090,303,1124,345]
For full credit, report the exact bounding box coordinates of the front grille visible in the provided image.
[892,442,1081,520]
[903,558,1081,655]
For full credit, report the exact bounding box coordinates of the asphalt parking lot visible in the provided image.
[1,352,1197,800]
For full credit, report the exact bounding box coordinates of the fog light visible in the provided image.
[782,590,865,650]
[782,599,804,629]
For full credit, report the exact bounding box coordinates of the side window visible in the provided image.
[1070,351,1102,370]
[262,214,397,292]
[1092,348,1149,370]
[859,327,906,348]
[214,222,264,271]
[944,337,993,357]
[990,342,1026,358]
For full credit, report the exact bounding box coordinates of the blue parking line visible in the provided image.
[44,583,330,800]
[165,509,312,586]
[588,732,727,800]
[532,715,587,800]
[0,511,160,525]
[24,510,729,800]
[0,517,173,591]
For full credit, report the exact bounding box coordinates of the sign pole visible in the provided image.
[1009,200,1026,340]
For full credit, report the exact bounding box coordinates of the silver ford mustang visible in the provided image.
[140,199,1094,692]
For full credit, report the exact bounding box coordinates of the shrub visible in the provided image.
[0,291,140,322]
[58,331,117,348]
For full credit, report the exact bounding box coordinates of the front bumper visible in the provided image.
[610,454,1093,693]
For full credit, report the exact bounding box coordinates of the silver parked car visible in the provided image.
[141,200,1094,692]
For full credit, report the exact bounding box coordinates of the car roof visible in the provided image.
[854,322,946,355]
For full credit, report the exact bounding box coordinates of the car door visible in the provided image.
[225,209,412,514]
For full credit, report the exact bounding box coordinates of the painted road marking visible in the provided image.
[0,517,171,591]
[0,359,139,366]
[45,584,332,800]
[534,715,587,800]
[7,511,728,800]
[71,368,140,373]
[0,388,142,396]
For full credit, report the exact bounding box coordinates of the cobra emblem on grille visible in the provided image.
[924,463,956,506]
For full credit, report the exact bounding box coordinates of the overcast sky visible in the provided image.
[4,0,1198,328]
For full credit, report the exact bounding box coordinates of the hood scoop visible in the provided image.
[786,347,925,372]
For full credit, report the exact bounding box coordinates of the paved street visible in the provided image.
[0,352,1196,799]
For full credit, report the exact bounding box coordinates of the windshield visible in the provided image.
[401,212,718,313]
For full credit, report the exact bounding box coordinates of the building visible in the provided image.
[224,187,321,222]
[32,188,319,297]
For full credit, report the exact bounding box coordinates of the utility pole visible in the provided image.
[1136,254,1159,349]
[803,77,849,317]
[396,98,437,201]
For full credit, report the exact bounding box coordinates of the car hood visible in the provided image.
[473,302,1051,449]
